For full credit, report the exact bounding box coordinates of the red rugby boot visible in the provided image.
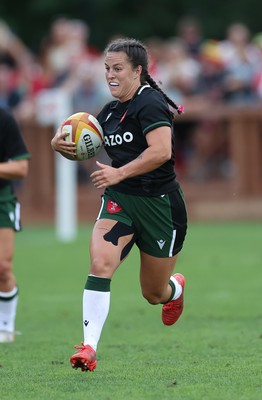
[70,343,97,372]
[162,273,185,326]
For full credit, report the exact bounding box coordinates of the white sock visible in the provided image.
[82,289,110,351]
[0,287,19,332]
[170,276,182,300]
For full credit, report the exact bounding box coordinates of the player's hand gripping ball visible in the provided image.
[62,112,104,161]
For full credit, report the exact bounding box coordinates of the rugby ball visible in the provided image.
[62,112,104,161]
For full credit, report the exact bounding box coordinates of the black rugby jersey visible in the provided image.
[96,85,179,196]
[0,107,30,194]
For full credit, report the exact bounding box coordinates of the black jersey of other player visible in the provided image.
[96,85,179,196]
[0,107,30,194]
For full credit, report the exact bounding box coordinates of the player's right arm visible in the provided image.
[0,159,29,180]
[51,124,76,157]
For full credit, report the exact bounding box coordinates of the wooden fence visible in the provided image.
[17,104,262,223]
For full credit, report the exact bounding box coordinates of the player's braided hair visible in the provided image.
[105,37,184,116]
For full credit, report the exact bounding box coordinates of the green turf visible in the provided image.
[0,223,261,400]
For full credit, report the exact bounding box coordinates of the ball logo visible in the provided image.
[83,133,96,158]
[62,112,103,160]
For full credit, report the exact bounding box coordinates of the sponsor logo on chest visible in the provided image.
[104,131,134,147]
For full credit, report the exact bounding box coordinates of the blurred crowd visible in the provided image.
[1,16,262,181]
[1,16,262,121]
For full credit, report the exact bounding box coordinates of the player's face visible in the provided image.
[104,51,141,102]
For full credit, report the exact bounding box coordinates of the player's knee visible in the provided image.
[142,290,162,305]
[90,256,115,277]
[0,259,12,283]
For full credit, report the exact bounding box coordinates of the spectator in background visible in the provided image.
[39,17,73,87]
[162,38,201,100]
[219,22,262,104]
[36,17,107,183]
[0,19,45,121]
[68,60,110,115]
[176,16,203,60]
[145,36,167,82]
[196,40,226,103]
[0,20,28,114]
[0,20,32,69]
[67,19,101,61]
[185,41,229,181]
[40,17,101,89]
[0,54,22,111]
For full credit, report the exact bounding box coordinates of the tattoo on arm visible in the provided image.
[136,152,144,161]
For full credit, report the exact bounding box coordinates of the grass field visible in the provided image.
[0,222,261,400]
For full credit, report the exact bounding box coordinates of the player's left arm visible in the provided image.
[0,158,29,180]
[119,126,172,177]
[91,126,172,188]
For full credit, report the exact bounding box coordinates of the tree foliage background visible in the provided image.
[1,0,261,53]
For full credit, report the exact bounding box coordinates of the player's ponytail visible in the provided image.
[145,73,184,116]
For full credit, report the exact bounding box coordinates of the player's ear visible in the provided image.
[134,65,142,79]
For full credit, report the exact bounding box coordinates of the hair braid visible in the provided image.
[145,73,183,117]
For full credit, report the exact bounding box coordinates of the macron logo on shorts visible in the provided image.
[107,200,122,214]
[157,240,166,249]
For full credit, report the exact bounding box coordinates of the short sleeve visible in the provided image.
[137,90,172,135]
[2,111,30,161]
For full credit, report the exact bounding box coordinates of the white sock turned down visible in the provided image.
[0,287,18,333]
[170,276,182,300]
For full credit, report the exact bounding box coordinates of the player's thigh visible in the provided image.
[139,251,178,296]
[90,218,136,277]
[0,228,15,265]
[0,199,21,232]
